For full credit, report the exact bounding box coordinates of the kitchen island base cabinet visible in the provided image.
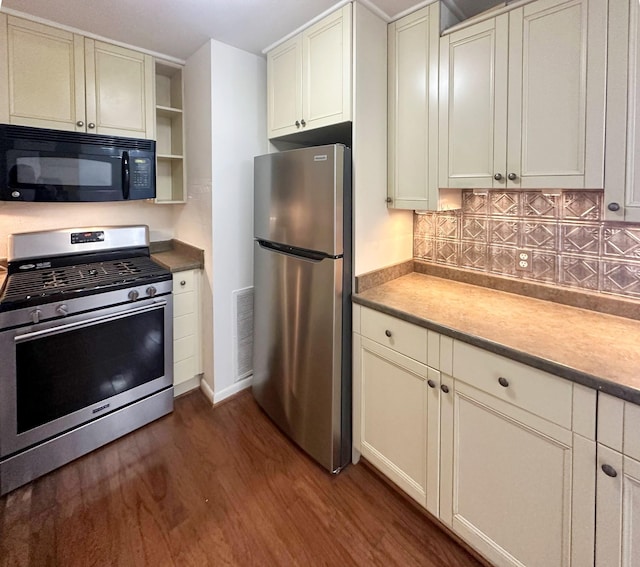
[172,269,202,396]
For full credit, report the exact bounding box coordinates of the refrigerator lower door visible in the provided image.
[252,241,349,472]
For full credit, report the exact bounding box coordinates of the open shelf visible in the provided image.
[155,60,185,204]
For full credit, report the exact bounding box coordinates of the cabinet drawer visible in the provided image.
[174,290,195,318]
[174,312,196,341]
[453,341,572,429]
[174,356,196,385]
[174,334,196,363]
[172,270,196,294]
[360,307,427,364]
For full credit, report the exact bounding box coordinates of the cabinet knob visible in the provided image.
[508,172,518,181]
[427,379,437,389]
[384,329,392,338]
[88,122,96,129]
[440,384,450,394]
[180,280,186,286]
[601,464,618,478]
[385,197,393,204]
[76,120,84,127]
[301,119,306,127]
[295,120,300,128]
[608,202,621,212]
[498,377,509,388]
[494,173,503,181]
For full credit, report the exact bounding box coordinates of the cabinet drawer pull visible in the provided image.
[88,122,95,129]
[427,379,436,389]
[295,120,300,128]
[493,173,503,181]
[76,120,84,127]
[608,202,621,212]
[301,119,306,127]
[498,377,509,388]
[440,384,449,394]
[507,172,518,181]
[180,280,186,286]
[384,329,392,338]
[601,464,618,478]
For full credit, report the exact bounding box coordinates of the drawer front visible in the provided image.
[453,341,572,429]
[360,307,427,364]
[174,334,196,363]
[174,290,195,318]
[174,356,196,385]
[174,312,197,341]
[172,270,196,295]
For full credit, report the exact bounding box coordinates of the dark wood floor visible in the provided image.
[1,390,483,567]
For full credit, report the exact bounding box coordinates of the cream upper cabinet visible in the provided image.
[604,0,640,222]
[439,0,607,189]
[266,5,351,139]
[387,3,440,210]
[85,40,154,139]
[0,15,85,132]
[595,394,640,567]
[0,15,154,139]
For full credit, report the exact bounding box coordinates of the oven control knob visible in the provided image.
[56,304,68,316]
[146,286,157,297]
[128,290,139,301]
[30,309,42,324]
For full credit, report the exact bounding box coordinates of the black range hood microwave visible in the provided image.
[0,124,156,202]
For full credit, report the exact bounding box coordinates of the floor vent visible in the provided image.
[232,286,254,382]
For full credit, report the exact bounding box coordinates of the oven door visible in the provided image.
[0,296,172,459]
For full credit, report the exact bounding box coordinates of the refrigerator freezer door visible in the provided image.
[254,145,345,256]
[252,241,347,472]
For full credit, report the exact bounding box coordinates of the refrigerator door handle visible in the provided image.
[257,239,341,262]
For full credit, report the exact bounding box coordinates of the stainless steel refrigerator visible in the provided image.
[252,144,352,473]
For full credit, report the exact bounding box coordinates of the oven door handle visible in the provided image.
[14,300,167,343]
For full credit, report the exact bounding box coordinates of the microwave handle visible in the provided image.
[121,151,130,199]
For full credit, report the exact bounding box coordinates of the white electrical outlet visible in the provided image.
[516,249,532,272]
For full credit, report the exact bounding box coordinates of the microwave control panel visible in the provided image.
[131,158,152,188]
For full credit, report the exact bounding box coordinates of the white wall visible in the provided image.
[0,200,174,256]
[210,40,267,401]
[173,39,267,403]
[177,40,214,395]
[352,2,413,276]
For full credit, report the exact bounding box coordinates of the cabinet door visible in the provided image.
[354,335,438,510]
[507,0,606,189]
[439,16,509,189]
[596,446,640,567]
[302,4,352,131]
[267,35,302,138]
[604,0,640,222]
[440,380,591,567]
[388,4,439,210]
[85,40,154,139]
[0,16,85,131]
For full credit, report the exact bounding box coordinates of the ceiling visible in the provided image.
[1,0,502,61]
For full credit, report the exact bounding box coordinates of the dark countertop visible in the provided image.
[353,272,640,405]
[150,239,204,272]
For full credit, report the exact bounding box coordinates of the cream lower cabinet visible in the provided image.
[353,306,597,567]
[439,0,606,189]
[172,270,202,396]
[0,14,154,139]
[595,394,640,566]
[443,341,596,567]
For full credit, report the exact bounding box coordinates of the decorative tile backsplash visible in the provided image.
[413,190,640,300]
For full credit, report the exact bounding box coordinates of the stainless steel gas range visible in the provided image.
[0,225,174,495]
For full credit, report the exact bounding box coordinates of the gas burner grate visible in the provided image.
[0,256,169,306]
[42,270,69,289]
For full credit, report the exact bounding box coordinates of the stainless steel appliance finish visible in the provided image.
[0,226,173,495]
[252,144,352,473]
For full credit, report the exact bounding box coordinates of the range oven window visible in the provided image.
[16,308,165,433]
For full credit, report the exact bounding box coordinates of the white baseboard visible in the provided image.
[213,375,253,404]
[199,377,215,405]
